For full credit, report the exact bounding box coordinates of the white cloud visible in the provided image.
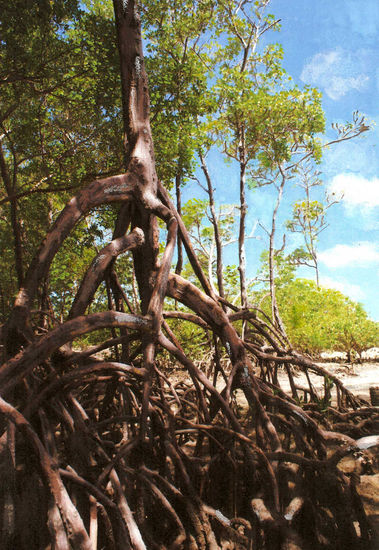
[320,276,365,301]
[319,242,379,268]
[327,173,379,208]
[301,48,370,100]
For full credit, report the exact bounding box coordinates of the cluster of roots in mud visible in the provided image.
[1,303,378,549]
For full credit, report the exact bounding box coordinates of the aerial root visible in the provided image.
[0,345,377,549]
[1,186,377,549]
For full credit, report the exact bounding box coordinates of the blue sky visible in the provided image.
[274,0,379,320]
[183,0,379,320]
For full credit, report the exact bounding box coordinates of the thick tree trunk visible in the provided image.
[113,0,160,314]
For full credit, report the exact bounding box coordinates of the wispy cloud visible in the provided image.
[320,275,365,301]
[327,173,379,208]
[300,47,370,100]
[319,242,379,268]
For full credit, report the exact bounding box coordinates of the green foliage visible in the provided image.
[180,197,238,294]
[287,199,326,234]
[268,278,379,357]
[257,250,297,290]
[215,83,324,168]
[286,246,314,269]
[142,0,217,186]
[0,0,123,320]
[209,1,325,170]
[285,163,333,282]
[49,219,99,319]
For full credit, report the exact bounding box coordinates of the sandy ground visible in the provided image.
[277,361,379,403]
[330,362,379,401]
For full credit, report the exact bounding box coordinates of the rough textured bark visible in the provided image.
[0,396,93,550]
[113,0,161,314]
[69,228,144,319]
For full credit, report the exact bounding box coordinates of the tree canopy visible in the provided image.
[273,277,379,358]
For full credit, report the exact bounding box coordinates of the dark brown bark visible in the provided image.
[0,311,151,394]
[0,396,93,549]
[0,142,23,287]
[113,0,161,314]
[69,228,144,319]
